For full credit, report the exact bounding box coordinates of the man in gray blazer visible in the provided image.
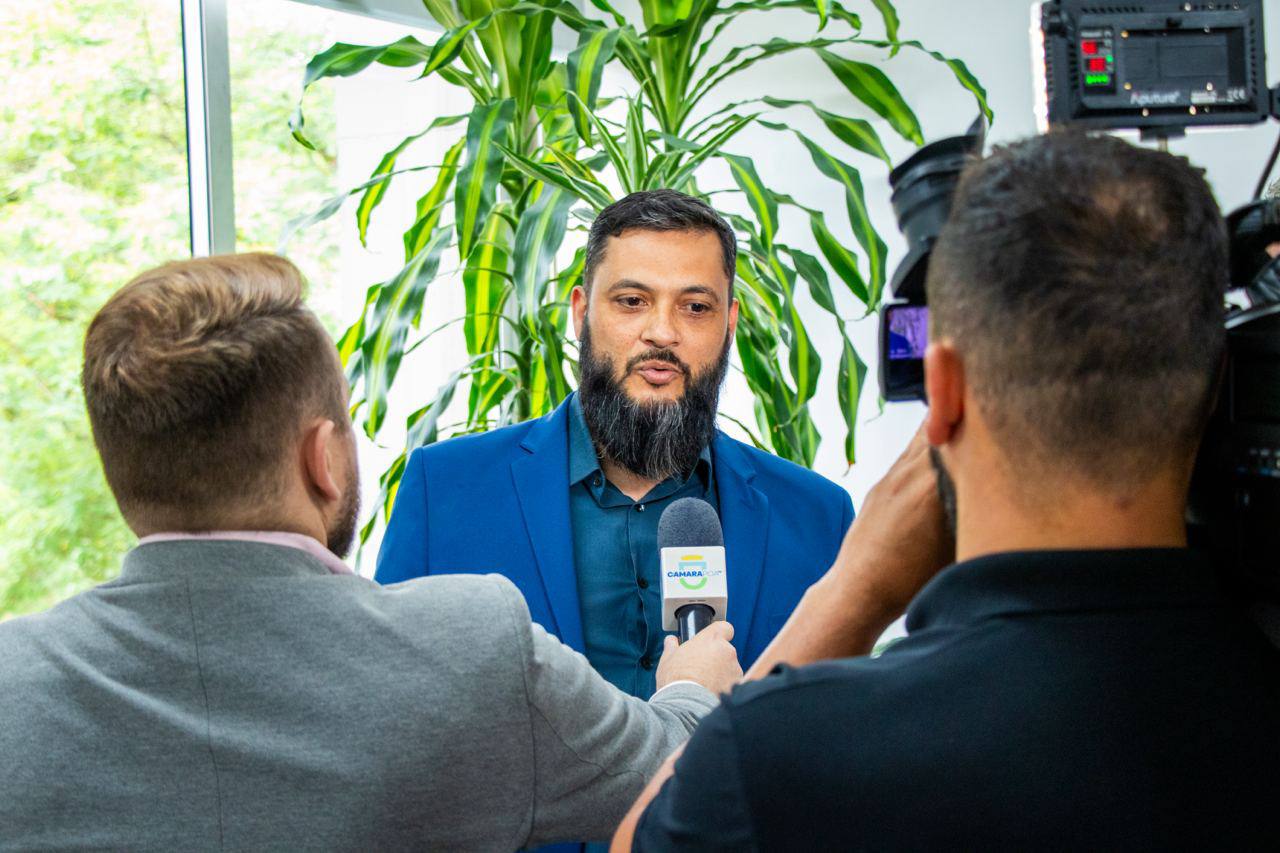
[0,253,740,851]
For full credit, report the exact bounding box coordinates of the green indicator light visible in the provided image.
[1085,73,1110,85]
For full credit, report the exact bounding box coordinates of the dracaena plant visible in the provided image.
[286,0,990,546]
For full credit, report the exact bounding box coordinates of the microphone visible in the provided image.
[657,497,728,643]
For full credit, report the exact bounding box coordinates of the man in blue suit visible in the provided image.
[377,189,853,698]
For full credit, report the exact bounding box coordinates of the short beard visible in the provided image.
[326,458,361,560]
[929,447,958,536]
[578,320,730,482]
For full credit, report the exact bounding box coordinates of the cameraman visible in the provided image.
[614,131,1280,850]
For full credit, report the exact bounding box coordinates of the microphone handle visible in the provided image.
[676,603,715,643]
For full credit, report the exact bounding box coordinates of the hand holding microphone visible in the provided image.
[655,622,740,695]
[655,498,741,693]
[657,498,729,642]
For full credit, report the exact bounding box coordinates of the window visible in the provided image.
[0,0,189,616]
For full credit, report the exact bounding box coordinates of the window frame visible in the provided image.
[179,0,438,257]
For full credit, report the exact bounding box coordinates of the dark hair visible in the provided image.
[82,253,348,526]
[584,189,738,290]
[927,130,1227,485]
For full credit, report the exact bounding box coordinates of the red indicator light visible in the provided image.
[1087,57,1107,71]
[1082,40,1099,55]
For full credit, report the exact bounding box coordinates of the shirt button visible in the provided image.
[640,656,653,670]
[638,577,649,589]
[636,504,645,512]
[594,476,602,487]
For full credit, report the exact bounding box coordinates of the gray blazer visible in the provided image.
[0,540,716,851]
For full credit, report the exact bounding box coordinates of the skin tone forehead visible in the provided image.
[591,228,731,298]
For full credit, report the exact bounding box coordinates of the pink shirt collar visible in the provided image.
[136,530,354,576]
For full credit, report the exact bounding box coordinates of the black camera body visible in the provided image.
[1189,203,1280,596]
[879,121,984,403]
[878,0,1280,588]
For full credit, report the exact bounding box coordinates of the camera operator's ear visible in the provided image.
[924,341,965,447]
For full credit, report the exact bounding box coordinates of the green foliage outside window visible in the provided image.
[0,0,339,619]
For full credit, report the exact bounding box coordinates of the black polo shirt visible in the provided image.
[634,549,1280,851]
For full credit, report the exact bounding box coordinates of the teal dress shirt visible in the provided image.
[567,395,718,699]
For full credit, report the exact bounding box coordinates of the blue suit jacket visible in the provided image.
[375,395,854,668]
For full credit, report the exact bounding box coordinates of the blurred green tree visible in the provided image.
[0,0,338,618]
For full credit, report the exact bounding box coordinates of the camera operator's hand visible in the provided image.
[745,423,953,680]
[831,423,955,627]
[656,621,741,695]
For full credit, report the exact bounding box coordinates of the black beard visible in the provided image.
[327,461,361,560]
[929,447,958,537]
[578,321,730,482]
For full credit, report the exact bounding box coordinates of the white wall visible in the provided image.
[324,0,1280,569]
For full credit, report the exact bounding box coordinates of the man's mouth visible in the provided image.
[633,361,684,387]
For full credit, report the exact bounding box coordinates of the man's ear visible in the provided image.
[301,419,341,504]
[924,341,965,448]
[727,296,739,337]
[571,284,588,339]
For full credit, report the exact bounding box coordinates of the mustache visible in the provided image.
[624,348,688,375]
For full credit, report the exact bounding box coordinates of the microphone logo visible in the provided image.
[676,554,709,590]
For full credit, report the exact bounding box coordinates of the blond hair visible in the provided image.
[82,253,346,526]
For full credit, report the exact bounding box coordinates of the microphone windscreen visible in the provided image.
[657,497,724,549]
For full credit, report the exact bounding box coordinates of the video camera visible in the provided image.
[878,0,1280,592]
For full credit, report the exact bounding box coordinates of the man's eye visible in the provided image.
[618,296,645,308]
[687,302,711,314]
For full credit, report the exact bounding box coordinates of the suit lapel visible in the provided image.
[511,398,586,653]
[713,434,770,659]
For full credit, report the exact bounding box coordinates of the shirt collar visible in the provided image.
[135,530,353,576]
[905,548,1224,634]
[567,392,713,490]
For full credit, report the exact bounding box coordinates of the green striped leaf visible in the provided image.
[567,27,621,143]
[359,452,406,549]
[661,112,758,190]
[624,96,649,188]
[586,0,628,26]
[406,370,464,452]
[517,10,556,112]
[422,17,488,77]
[279,163,442,252]
[837,334,868,465]
[785,245,839,317]
[816,48,922,144]
[766,253,821,403]
[869,0,900,45]
[513,185,576,324]
[808,211,869,306]
[454,99,515,260]
[464,206,515,426]
[360,227,453,438]
[761,97,890,165]
[721,153,779,249]
[567,91,634,191]
[858,38,993,122]
[793,130,888,304]
[356,114,466,248]
[336,282,381,399]
[404,138,466,262]
[464,206,514,355]
[545,147,616,208]
[784,241,864,463]
[496,142,614,211]
[291,37,436,149]
[814,0,828,28]
[710,0,861,29]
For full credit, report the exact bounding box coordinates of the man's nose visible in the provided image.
[641,307,679,350]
